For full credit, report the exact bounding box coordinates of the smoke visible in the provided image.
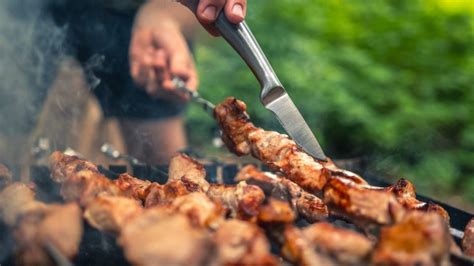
[0,0,67,136]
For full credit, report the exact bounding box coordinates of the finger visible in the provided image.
[224,0,246,24]
[145,68,159,97]
[185,61,199,92]
[152,49,167,81]
[196,0,225,24]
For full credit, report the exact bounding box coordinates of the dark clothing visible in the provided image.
[50,0,186,119]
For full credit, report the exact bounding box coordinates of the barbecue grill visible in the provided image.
[1,162,472,266]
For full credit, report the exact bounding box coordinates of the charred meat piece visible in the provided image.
[303,222,373,264]
[168,154,210,191]
[84,195,143,235]
[114,173,151,202]
[49,151,123,206]
[236,165,328,222]
[463,218,474,257]
[168,192,224,229]
[144,179,197,207]
[120,211,211,266]
[207,181,265,221]
[257,198,296,224]
[371,211,451,266]
[213,97,258,155]
[323,178,405,228]
[282,225,337,266]
[211,219,278,265]
[49,151,99,182]
[0,183,47,226]
[0,163,12,189]
[384,178,450,222]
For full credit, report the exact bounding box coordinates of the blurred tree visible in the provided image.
[186,0,474,202]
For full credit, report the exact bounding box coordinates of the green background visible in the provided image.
[186,0,474,205]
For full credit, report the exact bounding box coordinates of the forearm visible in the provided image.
[134,0,199,39]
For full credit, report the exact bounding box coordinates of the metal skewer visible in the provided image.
[172,77,215,114]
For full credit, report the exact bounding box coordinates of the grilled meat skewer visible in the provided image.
[214,97,451,228]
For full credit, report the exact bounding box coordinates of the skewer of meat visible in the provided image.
[0,182,82,265]
[214,97,450,228]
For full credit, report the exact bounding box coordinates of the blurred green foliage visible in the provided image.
[186,0,474,202]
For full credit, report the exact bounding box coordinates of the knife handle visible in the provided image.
[214,12,285,104]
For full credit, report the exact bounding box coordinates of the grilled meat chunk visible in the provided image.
[303,222,373,264]
[168,192,224,228]
[282,225,337,266]
[120,211,211,266]
[236,165,328,222]
[114,173,151,202]
[168,154,210,191]
[258,198,296,224]
[49,151,99,182]
[463,218,474,257]
[0,183,46,226]
[14,203,82,266]
[49,151,123,205]
[207,181,265,221]
[323,178,405,228]
[84,195,143,235]
[211,220,278,265]
[371,211,451,266]
[384,178,450,222]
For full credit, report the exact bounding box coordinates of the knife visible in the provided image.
[208,12,327,161]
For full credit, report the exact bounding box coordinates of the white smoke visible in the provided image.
[0,0,66,136]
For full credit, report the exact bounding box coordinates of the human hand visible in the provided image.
[129,19,198,101]
[178,0,247,36]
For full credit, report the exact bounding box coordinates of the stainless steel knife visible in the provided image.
[213,12,327,161]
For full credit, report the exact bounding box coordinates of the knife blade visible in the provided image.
[265,91,327,161]
[213,13,328,161]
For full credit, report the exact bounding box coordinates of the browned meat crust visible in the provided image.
[282,225,336,266]
[114,173,151,202]
[49,151,123,206]
[236,165,328,222]
[211,219,278,265]
[120,211,212,266]
[463,218,474,257]
[257,198,296,224]
[371,211,451,265]
[168,192,224,228]
[84,195,143,235]
[323,178,406,228]
[303,222,373,264]
[207,181,265,221]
